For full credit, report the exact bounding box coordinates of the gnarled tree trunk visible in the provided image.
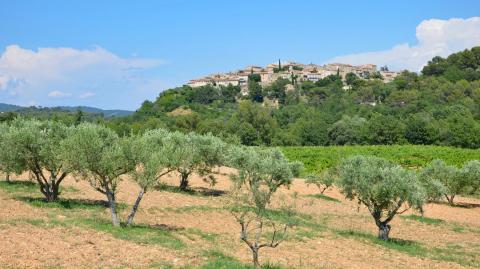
[445,194,455,206]
[126,187,146,226]
[377,222,391,241]
[5,174,10,183]
[179,172,190,191]
[251,246,260,269]
[31,168,67,202]
[43,184,59,202]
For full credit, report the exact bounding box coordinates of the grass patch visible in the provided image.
[0,180,79,194]
[148,261,174,269]
[336,229,478,267]
[451,225,466,233]
[84,219,186,250]
[308,194,341,203]
[6,214,186,251]
[16,197,114,210]
[10,194,185,250]
[429,245,479,267]
[292,228,320,242]
[401,215,445,225]
[0,180,38,193]
[157,205,220,214]
[200,250,283,269]
[62,186,80,193]
[185,228,217,242]
[200,250,251,269]
[337,229,426,256]
[6,218,47,227]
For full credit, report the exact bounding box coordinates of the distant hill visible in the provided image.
[0,103,23,112]
[56,106,134,117]
[0,103,133,117]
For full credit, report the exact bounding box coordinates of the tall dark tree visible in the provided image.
[248,81,264,103]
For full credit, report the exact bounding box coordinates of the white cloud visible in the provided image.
[79,91,95,99]
[48,90,71,97]
[0,74,24,91]
[0,45,161,82]
[0,74,10,90]
[0,45,164,109]
[328,17,480,71]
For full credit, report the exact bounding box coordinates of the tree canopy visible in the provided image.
[336,155,426,240]
[0,119,71,201]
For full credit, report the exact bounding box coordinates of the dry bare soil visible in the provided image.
[1,169,479,269]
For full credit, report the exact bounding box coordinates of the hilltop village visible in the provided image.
[187,60,400,95]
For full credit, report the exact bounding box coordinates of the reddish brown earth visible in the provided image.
[0,169,479,268]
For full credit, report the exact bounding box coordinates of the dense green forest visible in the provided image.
[116,46,480,148]
[3,47,480,149]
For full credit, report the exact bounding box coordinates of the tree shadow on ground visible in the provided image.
[16,196,110,209]
[307,193,341,203]
[432,200,480,208]
[337,229,420,248]
[453,202,480,208]
[155,183,227,197]
[133,223,185,232]
[1,180,36,186]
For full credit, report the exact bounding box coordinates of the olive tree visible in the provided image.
[164,132,227,191]
[1,119,70,201]
[228,146,302,268]
[0,122,13,182]
[459,160,480,195]
[61,123,136,226]
[305,169,335,194]
[125,129,173,226]
[420,159,466,205]
[336,155,425,241]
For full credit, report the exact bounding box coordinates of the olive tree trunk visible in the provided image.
[33,171,67,202]
[106,188,120,227]
[43,183,60,202]
[5,174,10,183]
[445,194,455,206]
[179,172,190,191]
[125,187,146,226]
[251,246,260,269]
[377,222,391,241]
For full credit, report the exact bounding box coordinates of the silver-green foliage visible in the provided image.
[126,129,172,225]
[163,131,227,191]
[0,118,70,201]
[459,160,480,195]
[228,146,302,268]
[336,155,425,240]
[419,159,479,205]
[306,169,335,194]
[0,122,13,181]
[61,122,136,226]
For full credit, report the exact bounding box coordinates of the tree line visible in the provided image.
[1,119,480,268]
[0,118,301,268]
[101,46,480,149]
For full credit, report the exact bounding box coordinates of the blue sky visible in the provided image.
[1,1,479,110]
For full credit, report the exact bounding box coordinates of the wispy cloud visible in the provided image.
[328,17,480,71]
[79,91,95,99]
[48,90,71,97]
[0,45,165,109]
